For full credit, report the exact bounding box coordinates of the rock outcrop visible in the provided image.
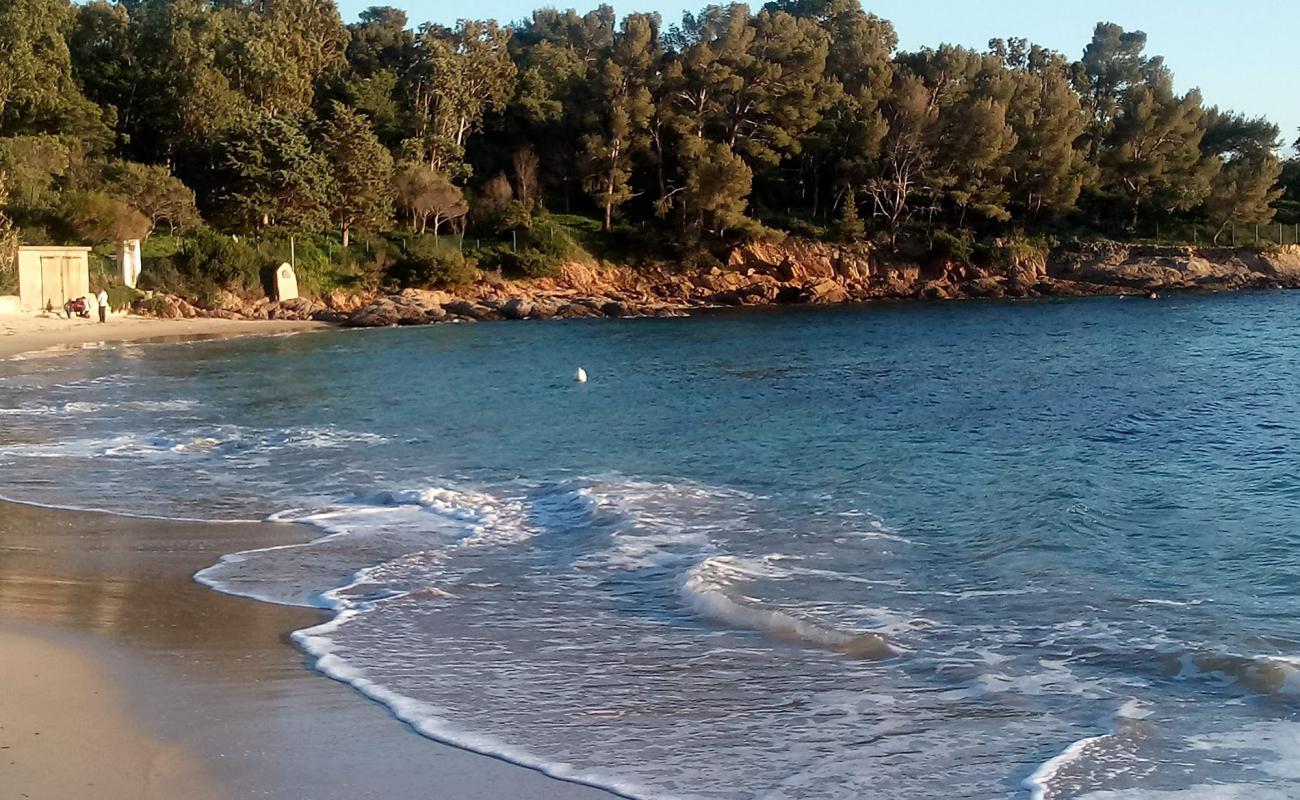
[128,241,1300,328]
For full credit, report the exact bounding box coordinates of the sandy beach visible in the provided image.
[0,319,613,800]
[0,311,332,358]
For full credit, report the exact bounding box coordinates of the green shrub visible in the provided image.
[501,247,561,278]
[173,229,264,296]
[930,229,974,263]
[387,236,478,288]
[467,219,593,279]
[105,284,142,312]
[136,256,186,295]
[990,234,1054,270]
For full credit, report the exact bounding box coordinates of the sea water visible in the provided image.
[4,296,1300,798]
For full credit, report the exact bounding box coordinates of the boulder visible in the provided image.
[601,300,630,317]
[322,290,367,313]
[443,300,504,321]
[554,302,604,319]
[210,290,245,312]
[958,278,1006,299]
[311,309,349,323]
[805,279,850,304]
[918,281,953,301]
[344,299,403,327]
[398,288,456,308]
[502,297,535,320]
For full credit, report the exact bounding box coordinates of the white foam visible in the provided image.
[1024,700,1153,800]
[0,492,264,525]
[290,600,654,800]
[0,425,387,461]
[680,555,897,659]
[195,480,679,800]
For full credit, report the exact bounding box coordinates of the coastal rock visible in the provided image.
[268,297,323,321]
[399,288,456,308]
[311,309,349,323]
[727,239,875,284]
[601,300,631,317]
[502,298,534,319]
[918,281,953,301]
[210,290,246,312]
[958,278,1006,299]
[345,300,403,327]
[1046,242,1262,290]
[323,290,369,313]
[443,300,504,321]
[805,279,850,304]
[554,302,604,319]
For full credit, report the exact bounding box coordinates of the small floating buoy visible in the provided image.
[575,367,587,383]
[1148,291,1159,300]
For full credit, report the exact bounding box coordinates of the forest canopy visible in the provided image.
[1,0,1297,286]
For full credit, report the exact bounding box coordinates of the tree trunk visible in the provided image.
[341,225,350,249]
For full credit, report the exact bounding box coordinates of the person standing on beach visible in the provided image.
[96,288,108,323]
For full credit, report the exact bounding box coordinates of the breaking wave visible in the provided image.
[681,555,898,659]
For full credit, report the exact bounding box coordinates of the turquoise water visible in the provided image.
[4,295,1300,798]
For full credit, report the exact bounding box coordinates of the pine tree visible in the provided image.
[1103,71,1217,229]
[581,12,658,231]
[219,115,332,231]
[1206,154,1284,244]
[1004,50,1088,215]
[319,102,394,247]
[833,186,864,242]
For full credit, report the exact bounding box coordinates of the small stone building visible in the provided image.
[17,245,91,313]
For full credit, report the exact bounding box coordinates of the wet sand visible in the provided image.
[1,628,221,800]
[0,313,331,358]
[0,500,614,799]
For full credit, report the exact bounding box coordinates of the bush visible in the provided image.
[469,218,592,279]
[989,234,1054,271]
[105,284,142,312]
[172,228,263,297]
[387,236,478,288]
[930,229,974,264]
[501,247,561,278]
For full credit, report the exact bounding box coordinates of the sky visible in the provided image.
[349,0,1300,152]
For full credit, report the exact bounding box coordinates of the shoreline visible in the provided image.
[0,312,333,359]
[0,498,615,800]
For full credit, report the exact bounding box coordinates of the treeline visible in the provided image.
[1,0,1297,291]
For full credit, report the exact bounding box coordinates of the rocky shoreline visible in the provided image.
[131,240,1300,327]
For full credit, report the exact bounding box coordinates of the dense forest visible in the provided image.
[1,0,1298,297]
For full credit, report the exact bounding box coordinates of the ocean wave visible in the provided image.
[1169,651,1300,697]
[0,425,387,460]
[681,555,897,660]
[1023,699,1155,800]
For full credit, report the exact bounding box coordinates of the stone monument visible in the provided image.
[274,262,299,302]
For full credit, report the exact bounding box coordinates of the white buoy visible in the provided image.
[575,367,588,383]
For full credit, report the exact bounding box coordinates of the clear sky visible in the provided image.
[348,0,1299,152]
